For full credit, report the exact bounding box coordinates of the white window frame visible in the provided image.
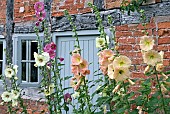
[0,35,6,83]
[13,34,43,87]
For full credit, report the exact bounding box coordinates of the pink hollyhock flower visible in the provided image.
[36,10,46,19]
[50,42,56,51]
[71,65,79,75]
[48,50,56,59]
[44,42,56,52]
[35,21,39,26]
[64,93,72,103]
[38,17,44,22]
[34,2,44,12]
[71,53,83,65]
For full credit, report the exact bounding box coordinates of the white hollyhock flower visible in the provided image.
[1,91,12,102]
[72,92,80,99]
[34,52,50,66]
[13,65,18,74]
[96,36,109,48]
[140,35,154,51]
[11,90,20,99]
[5,68,14,78]
[12,100,18,107]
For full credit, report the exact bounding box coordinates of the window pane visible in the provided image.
[0,62,2,78]
[0,42,3,60]
[22,62,26,81]
[30,62,38,82]
[31,41,38,60]
[22,41,26,60]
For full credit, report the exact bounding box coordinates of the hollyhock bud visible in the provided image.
[35,21,40,26]
[64,93,72,103]
[59,57,64,62]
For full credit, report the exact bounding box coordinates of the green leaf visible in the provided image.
[117,107,125,113]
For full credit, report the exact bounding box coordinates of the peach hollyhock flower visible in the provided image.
[71,53,83,65]
[143,50,161,66]
[99,49,114,66]
[70,75,82,88]
[108,64,114,79]
[144,65,150,74]
[112,55,131,68]
[113,67,131,82]
[112,84,121,93]
[100,65,108,75]
[140,35,154,51]
[156,63,164,72]
[71,65,79,75]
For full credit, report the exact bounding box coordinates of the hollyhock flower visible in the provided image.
[11,90,20,99]
[112,84,121,93]
[113,55,131,68]
[59,57,64,62]
[108,64,114,79]
[113,67,131,82]
[34,52,50,66]
[50,42,56,51]
[127,79,135,85]
[161,84,168,93]
[72,92,80,99]
[35,21,39,26]
[44,42,56,52]
[44,84,55,96]
[143,50,161,66]
[79,59,88,71]
[159,51,164,62]
[156,63,164,72]
[34,2,44,12]
[144,65,150,74]
[1,91,12,102]
[48,50,56,59]
[96,36,109,48]
[5,67,14,78]
[140,35,154,51]
[71,65,79,75]
[64,93,72,103]
[99,49,114,66]
[38,17,44,22]
[81,69,90,76]
[12,100,18,107]
[71,53,83,65]
[100,65,108,75]
[36,10,46,18]
[13,65,18,74]
[161,73,168,80]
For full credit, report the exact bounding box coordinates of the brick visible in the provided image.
[163,59,170,66]
[157,45,169,51]
[119,45,132,51]
[158,22,170,29]
[131,72,147,79]
[137,23,155,30]
[116,31,132,38]
[158,29,170,37]
[164,52,170,59]
[132,58,143,65]
[116,24,129,31]
[158,37,170,44]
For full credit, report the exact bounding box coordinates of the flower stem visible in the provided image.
[123,82,130,112]
[154,66,167,114]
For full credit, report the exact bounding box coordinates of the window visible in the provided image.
[13,35,43,87]
[0,37,5,79]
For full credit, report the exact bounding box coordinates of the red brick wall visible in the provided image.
[0,98,48,114]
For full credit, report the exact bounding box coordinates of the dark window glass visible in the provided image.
[22,41,26,60]
[0,62,2,78]
[22,62,26,81]
[30,62,38,82]
[31,41,38,60]
[0,42,3,60]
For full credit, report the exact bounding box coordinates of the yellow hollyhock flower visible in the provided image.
[140,35,154,51]
[143,50,161,66]
[113,55,131,68]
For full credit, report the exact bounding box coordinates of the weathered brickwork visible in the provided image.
[0,0,170,113]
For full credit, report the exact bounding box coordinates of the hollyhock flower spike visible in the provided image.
[34,2,45,12]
